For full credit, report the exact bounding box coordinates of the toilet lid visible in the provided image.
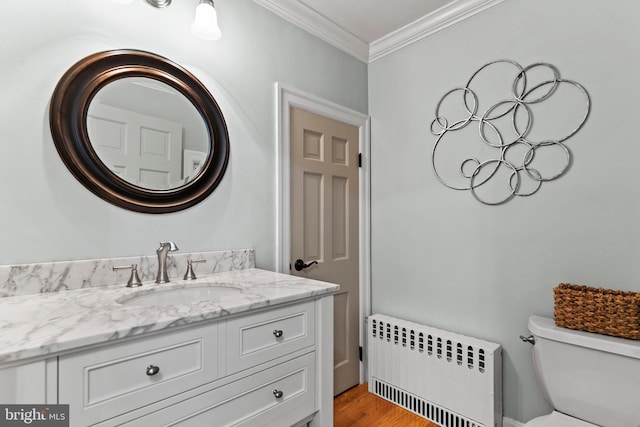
[524,411,596,427]
[529,316,640,360]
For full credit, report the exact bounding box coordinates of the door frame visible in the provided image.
[275,82,371,383]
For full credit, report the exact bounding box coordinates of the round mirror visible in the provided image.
[50,49,229,213]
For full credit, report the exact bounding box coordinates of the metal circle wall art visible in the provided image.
[430,59,591,205]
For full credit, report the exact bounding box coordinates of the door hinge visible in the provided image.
[359,346,363,361]
[358,153,362,168]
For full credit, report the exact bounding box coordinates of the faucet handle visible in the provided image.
[159,241,179,251]
[184,259,206,280]
[113,264,143,288]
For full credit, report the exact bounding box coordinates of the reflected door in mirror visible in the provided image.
[88,103,183,190]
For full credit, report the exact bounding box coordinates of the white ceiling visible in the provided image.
[254,0,507,63]
[299,0,453,44]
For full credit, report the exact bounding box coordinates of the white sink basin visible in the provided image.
[119,284,241,306]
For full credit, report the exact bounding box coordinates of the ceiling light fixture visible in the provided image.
[145,0,171,7]
[191,0,222,41]
[140,0,222,40]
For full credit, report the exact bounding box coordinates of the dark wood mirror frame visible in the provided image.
[49,49,230,213]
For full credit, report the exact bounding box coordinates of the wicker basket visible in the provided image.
[553,283,640,340]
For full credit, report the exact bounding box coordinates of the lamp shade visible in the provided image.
[191,0,222,41]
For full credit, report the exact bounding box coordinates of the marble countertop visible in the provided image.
[0,268,339,364]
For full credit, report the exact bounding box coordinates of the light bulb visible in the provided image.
[191,0,222,41]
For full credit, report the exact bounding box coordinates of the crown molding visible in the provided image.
[369,0,508,62]
[254,0,369,62]
[255,0,508,63]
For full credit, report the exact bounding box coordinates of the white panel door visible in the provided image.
[290,106,360,395]
[87,103,183,189]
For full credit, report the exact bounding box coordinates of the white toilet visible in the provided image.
[524,315,640,427]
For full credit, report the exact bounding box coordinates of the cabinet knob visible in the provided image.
[273,389,284,399]
[273,329,284,338]
[146,365,160,376]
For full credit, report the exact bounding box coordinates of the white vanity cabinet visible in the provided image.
[56,296,333,427]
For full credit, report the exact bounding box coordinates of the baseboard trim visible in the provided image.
[503,417,525,427]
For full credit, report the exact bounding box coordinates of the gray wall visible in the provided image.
[368,0,640,423]
[0,0,367,267]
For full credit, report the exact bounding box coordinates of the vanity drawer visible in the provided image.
[122,352,316,427]
[225,300,315,373]
[58,322,218,426]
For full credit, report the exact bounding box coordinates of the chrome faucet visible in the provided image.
[155,241,179,284]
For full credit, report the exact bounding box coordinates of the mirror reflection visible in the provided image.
[87,77,210,190]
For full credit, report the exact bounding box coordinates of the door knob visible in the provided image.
[294,259,318,271]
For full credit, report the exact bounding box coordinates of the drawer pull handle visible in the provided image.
[273,329,284,338]
[146,365,160,376]
[273,389,284,399]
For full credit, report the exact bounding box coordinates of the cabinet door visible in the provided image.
[225,301,316,374]
[59,323,218,426]
[0,359,56,404]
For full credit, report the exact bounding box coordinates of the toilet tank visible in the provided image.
[528,316,640,427]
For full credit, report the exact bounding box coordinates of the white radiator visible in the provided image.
[368,314,502,427]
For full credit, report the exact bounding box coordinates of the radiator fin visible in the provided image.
[368,314,502,427]
[372,378,482,427]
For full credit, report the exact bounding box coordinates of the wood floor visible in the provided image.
[334,383,438,427]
